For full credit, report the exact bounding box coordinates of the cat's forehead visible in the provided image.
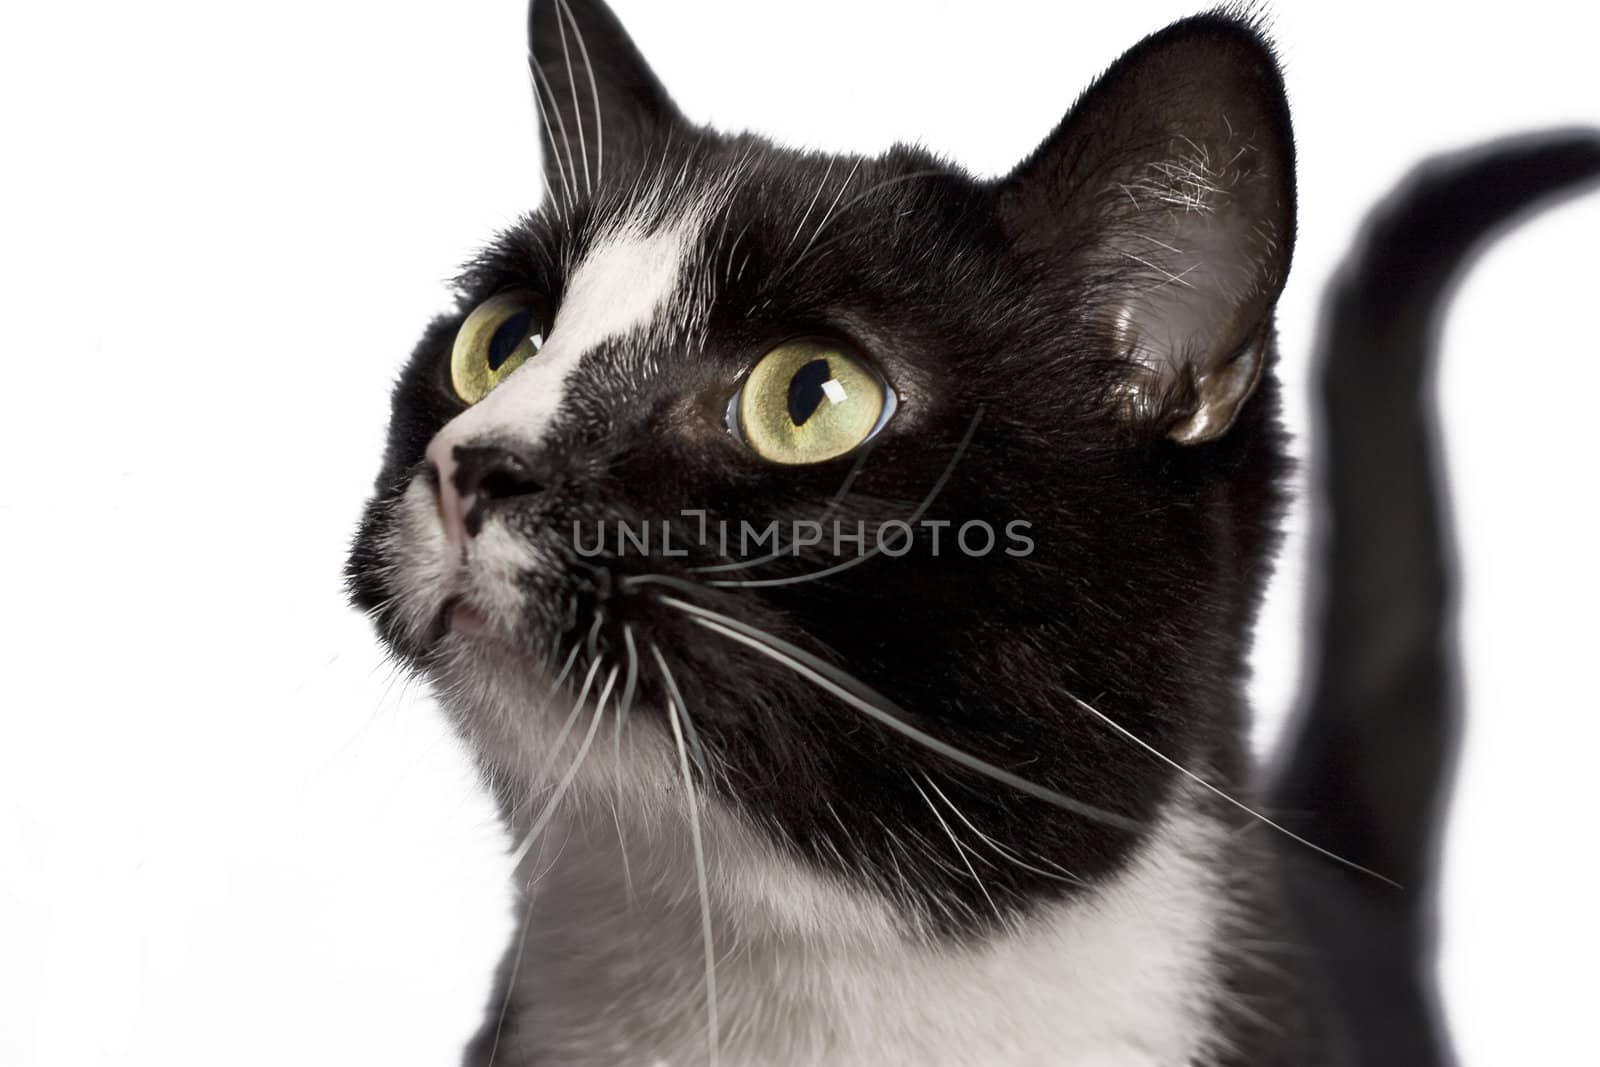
[510,142,970,293]
[447,145,969,451]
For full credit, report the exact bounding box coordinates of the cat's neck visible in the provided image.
[488,789,1233,1067]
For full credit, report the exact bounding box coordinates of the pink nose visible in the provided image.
[425,435,468,551]
[426,434,546,549]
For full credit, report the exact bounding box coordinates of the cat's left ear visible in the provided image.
[529,0,684,199]
[998,16,1295,444]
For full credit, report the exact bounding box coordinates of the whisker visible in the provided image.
[483,646,586,1067]
[723,219,754,286]
[768,169,954,285]
[550,0,590,195]
[921,774,1083,885]
[485,892,537,1067]
[609,626,643,906]
[1119,248,1197,290]
[486,807,579,1067]
[620,571,714,599]
[706,407,983,589]
[689,442,876,575]
[661,596,1139,832]
[786,157,836,251]
[650,642,721,1067]
[608,788,636,905]
[1061,691,1400,887]
[545,639,583,690]
[773,210,914,277]
[530,61,578,210]
[910,775,1003,924]
[502,648,594,824]
[616,623,640,755]
[508,663,617,869]
[648,638,710,788]
[789,158,861,270]
[554,0,603,191]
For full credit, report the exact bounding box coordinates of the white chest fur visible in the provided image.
[495,788,1227,1067]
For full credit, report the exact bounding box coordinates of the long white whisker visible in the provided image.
[650,642,721,1067]
[529,72,573,212]
[534,58,585,211]
[508,664,616,869]
[485,892,537,1067]
[790,158,861,270]
[545,641,584,691]
[705,407,983,589]
[769,168,954,284]
[921,774,1082,885]
[530,61,578,209]
[1061,691,1400,887]
[911,776,1002,923]
[723,219,754,286]
[616,623,640,756]
[550,0,590,195]
[787,158,836,251]
[663,597,1138,832]
[555,0,603,191]
[689,442,876,575]
[487,811,576,1067]
[501,645,587,824]
[611,626,643,904]
[648,635,710,777]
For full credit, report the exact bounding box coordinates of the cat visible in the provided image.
[345,1,1600,1063]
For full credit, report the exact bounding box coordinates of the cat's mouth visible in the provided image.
[431,584,551,654]
[370,473,683,688]
[424,553,610,663]
[437,595,490,639]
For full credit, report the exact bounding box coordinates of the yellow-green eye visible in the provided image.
[731,340,895,464]
[450,290,546,404]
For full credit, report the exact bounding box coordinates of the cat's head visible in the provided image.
[348,0,1294,932]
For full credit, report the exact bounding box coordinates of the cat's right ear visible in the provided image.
[997,15,1295,444]
[529,0,684,201]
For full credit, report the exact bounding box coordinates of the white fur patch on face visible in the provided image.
[426,209,704,469]
[378,478,455,645]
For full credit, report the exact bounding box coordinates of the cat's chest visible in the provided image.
[498,798,1229,1067]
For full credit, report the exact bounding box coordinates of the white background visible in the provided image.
[2,1,1597,1063]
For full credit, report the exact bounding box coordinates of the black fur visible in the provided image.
[343,1,1600,1061]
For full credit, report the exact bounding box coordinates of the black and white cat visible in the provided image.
[347,2,1600,1063]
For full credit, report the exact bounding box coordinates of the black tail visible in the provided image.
[1266,130,1600,1066]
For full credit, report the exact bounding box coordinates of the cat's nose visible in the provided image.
[427,439,547,545]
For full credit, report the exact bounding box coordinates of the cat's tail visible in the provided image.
[1264,129,1600,1066]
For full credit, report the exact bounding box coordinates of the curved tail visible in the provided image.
[1266,130,1600,1065]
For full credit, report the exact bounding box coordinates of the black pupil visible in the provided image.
[487,309,534,371]
[787,359,835,426]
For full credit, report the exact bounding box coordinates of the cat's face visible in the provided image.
[348,0,1294,933]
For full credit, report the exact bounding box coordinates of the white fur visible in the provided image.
[485,761,1226,1067]
[425,209,703,493]
[379,478,455,642]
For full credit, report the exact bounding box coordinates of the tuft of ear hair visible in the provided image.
[999,14,1296,444]
[529,0,684,203]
